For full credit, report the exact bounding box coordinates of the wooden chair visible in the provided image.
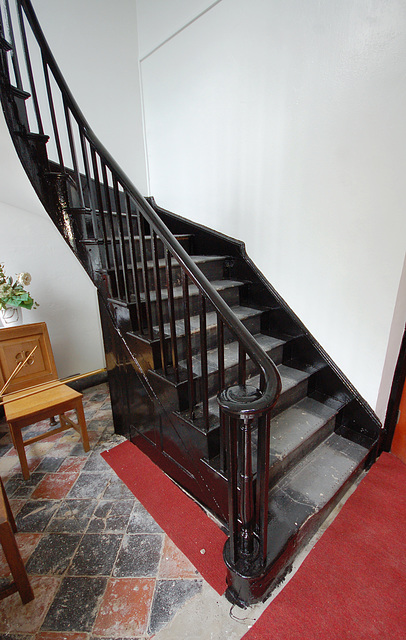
[0,322,89,480]
[0,477,34,603]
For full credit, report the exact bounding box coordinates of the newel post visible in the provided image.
[218,383,272,582]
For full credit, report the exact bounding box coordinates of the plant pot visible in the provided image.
[0,306,23,328]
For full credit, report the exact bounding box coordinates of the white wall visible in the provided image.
[0,111,105,378]
[1,0,149,378]
[137,0,406,419]
[32,0,148,194]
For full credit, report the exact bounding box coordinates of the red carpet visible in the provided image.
[243,452,406,640]
[101,440,228,595]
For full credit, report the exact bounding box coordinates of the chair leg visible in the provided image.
[8,425,17,451]
[0,479,17,534]
[9,424,30,481]
[75,401,90,452]
[0,521,34,604]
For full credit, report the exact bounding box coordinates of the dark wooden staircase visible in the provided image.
[0,0,382,607]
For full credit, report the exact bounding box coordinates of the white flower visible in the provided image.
[17,272,32,286]
[0,283,12,297]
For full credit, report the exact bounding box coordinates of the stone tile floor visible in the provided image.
[0,383,209,640]
[0,381,358,640]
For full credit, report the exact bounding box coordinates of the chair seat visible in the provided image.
[4,383,82,426]
[3,383,90,480]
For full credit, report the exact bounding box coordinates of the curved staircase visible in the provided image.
[0,0,382,606]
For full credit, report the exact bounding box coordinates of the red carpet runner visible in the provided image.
[243,452,406,640]
[101,440,228,595]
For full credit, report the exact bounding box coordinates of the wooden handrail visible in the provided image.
[17,0,281,418]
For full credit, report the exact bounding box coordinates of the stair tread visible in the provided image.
[104,254,226,272]
[141,279,243,303]
[249,363,311,394]
[179,363,312,430]
[267,432,369,550]
[164,305,263,338]
[104,232,191,240]
[179,333,285,376]
[266,397,337,461]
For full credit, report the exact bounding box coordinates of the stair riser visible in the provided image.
[107,257,226,296]
[173,312,263,362]
[182,343,285,405]
[105,234,191,264]
[271,377,309,419]
[267,415,336,489]
[225,451,369,606]
[143,285,242,327]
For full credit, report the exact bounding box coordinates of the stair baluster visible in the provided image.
[137,214,153,338]
[199,294,209,430]
[101,163,121,299]
[91,148,111,270]
[181,270,196,417]
[126,197,144,334]
[3,0,23,90]
[165,249,179,381]
[79,132,99,238]
[16,0,43,134]
[151,230,167,374]
[42,57,64,169]
[113,176,130,303]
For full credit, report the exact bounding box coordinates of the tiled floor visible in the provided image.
[0,383,205,639]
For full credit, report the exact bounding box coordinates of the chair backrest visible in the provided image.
[0,322,58,394]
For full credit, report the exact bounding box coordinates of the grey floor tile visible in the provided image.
[34,456,64,473]
[102,474,134,500]
[5,472,46,498]
[0,443,12,457]
[82,451,112,472]
[127,501,163,534]
[67,471,112,499]
[26,533,81,575]
[69,533,122,576]
[87,499,135,533]
[113,533,163,578]
[15,499,59,532]
[41,576,107,632]
[148,579,202,635]
[46,498,98,533]
[35,454,65,473]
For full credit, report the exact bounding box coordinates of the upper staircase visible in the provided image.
[0,0,382,606]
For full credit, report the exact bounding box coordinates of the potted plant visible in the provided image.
[0,263,39,327]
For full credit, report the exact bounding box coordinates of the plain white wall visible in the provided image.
[1,0,149,378]
[0,111,105,378]
[32,0,148,194]
[138,0,406,418]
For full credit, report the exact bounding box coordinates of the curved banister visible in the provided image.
[0,0,282,577]
[14,0,281,419]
